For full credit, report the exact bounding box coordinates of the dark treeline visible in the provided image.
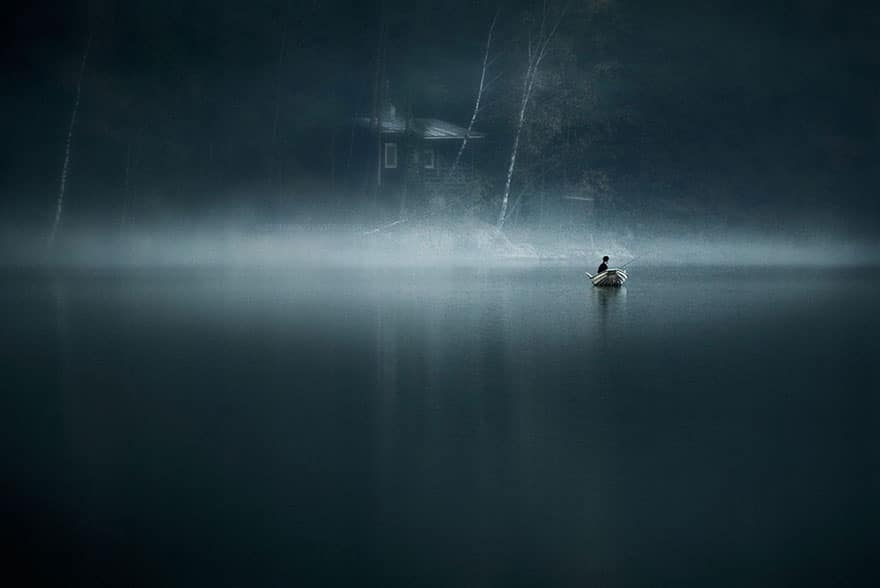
[3,0,878,236]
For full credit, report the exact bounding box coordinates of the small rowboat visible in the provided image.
[585,268,628,287]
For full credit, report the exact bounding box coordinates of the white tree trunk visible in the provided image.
[497,90,530,229]
[48,35,90,249]
[270,30,287,194]
[373,4,387,197]
[496,2,567,230]
[450,11,496,177]
[121,141,131,228]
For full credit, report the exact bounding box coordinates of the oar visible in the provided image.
[619,256,641,269]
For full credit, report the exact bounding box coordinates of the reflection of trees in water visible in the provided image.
[366,273,633,565]
[369,277,527,549]
[372,296,399,472]
[52,278,69,375]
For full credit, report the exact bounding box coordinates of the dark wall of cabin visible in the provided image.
[338,126,486,217]
[416,140,480,191]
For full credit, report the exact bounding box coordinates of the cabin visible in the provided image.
[346,102,486,213]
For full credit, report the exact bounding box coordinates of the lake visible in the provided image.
[2,265,877,586]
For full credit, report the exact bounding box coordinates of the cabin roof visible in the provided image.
[353,114,485,140]
[353,114,407,133]
[415,118,485,140]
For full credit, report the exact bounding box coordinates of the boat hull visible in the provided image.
[587,269,627,287]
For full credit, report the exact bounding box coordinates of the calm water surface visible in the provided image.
[2,265,878,586]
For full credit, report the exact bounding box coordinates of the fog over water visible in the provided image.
[3,0,879,585]
[2,215,879,268]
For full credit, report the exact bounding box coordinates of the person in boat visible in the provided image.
[597,256,609,274]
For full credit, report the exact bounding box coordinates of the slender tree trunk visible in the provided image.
[372,1,386,202]
[450,11,497,177]
[329,125,337,191]
[121,141,131,228]
[398,175,408,221]
[271,28,287,212]
[497,89,529,229]
[343,92,364,182]
[48,35,90,249]
[496,1,567,230]
[129,129,144,228]
[375,50,386,195]
[270,34,286,149]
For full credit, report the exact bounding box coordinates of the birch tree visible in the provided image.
[269,28,288,192]
[48,35,91,249]
[497,1,567,230]
[449,10,499,177]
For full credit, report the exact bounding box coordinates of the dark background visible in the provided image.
[2,0,878,232]
[2,5,879,585]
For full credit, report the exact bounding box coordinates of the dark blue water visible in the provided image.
[2,265,878,586]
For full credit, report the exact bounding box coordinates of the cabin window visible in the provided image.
[423,148,435,169]
[384,142,398,169]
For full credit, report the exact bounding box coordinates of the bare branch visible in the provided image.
[535,1,569,69]
[483,71,504,92]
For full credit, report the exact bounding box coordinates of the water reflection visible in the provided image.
[5,266,878,586]
[592,285,627,340]
[51,278,70,379]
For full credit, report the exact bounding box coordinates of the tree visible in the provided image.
[449,9,499,177]
[48,35,91,249]
[497,1,568,230]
